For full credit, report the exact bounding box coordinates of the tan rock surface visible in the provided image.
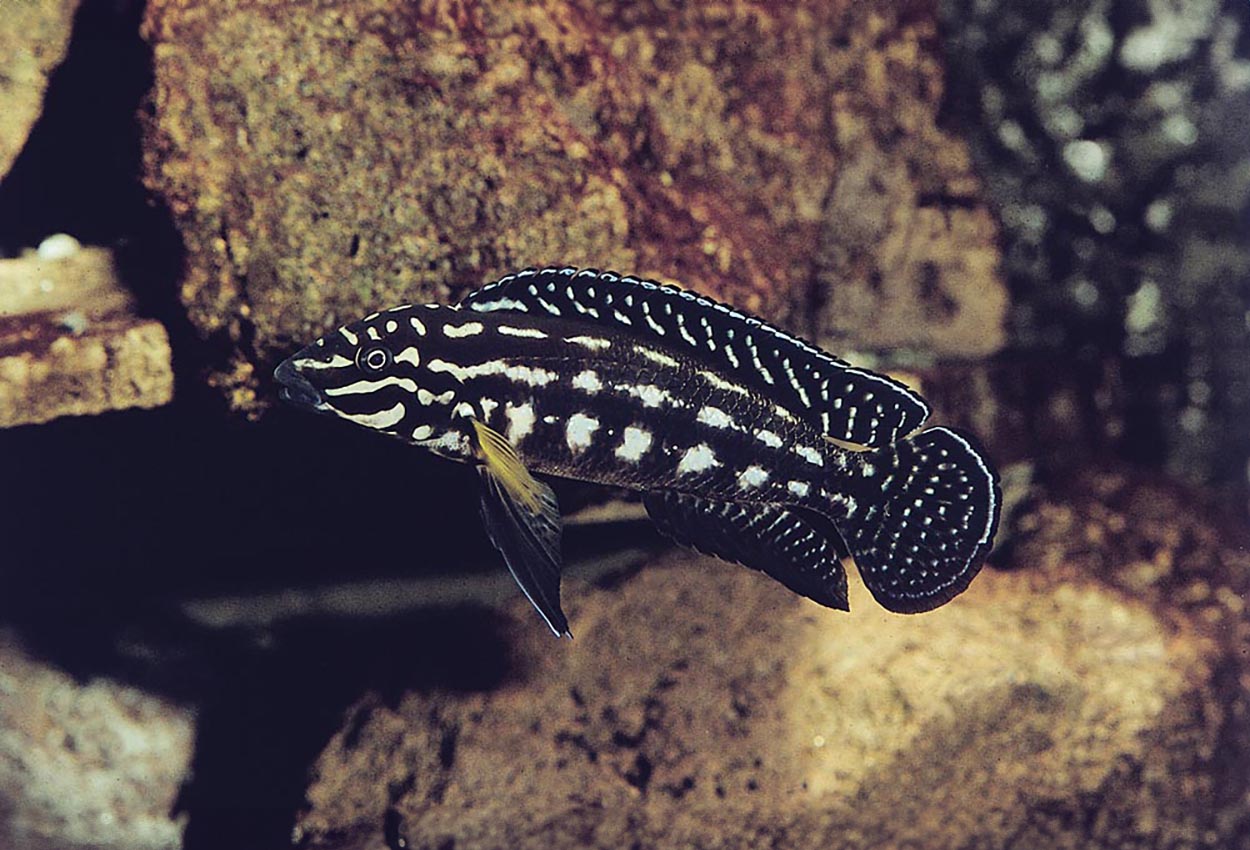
[0,247,173,427]
[295,544,1235,850]
[0,0,79,180]
[141,0,1006,413]
[0,631,194,850]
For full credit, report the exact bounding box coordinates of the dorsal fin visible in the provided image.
[462,267,930,447]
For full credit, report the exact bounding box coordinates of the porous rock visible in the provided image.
[141,0,1006,413]
[295,472,1247,850]
[0,0,79,181]
[0,247,173,427]
[0,631,194,850]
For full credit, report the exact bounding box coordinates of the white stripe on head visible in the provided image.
[339,401,405,429]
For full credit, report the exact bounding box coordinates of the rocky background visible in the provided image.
[0,0,1247,849]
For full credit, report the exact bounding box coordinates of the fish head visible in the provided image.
[274,306,462,443]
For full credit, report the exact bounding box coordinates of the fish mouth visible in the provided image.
[273,357,325,409]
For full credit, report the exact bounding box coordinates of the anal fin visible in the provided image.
[472,420,569,637]
[643,491,849,612]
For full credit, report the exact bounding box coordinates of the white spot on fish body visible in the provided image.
[677,443,720,474]
[366,327,381,341]
[634,384,669,408]
[696,405,735,429]
[409,316,427,335]
[794,445,824,467]
[385,320,398,333]
[634,346,679,368]
[505,403,536,443]
[615,426,653,462]
[737,465,769,488]
[430,429,467,456]
[497,325,548,339]
[479,397,499,420]
[565,413,600,453]
[469,295,530,313]
[411,424,434,440]
[755,429,783,448]
[572,370,602,394]
[339,401,405,429]
[565,335,611,351]
[339,327,359,345]
[444,322,484,338]
[787,480,810,498]
[325,376,418,397]
[676,314,698,346]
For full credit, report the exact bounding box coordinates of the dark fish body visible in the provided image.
[275,267,1001,635]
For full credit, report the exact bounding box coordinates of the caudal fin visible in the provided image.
[836,426,1000,613]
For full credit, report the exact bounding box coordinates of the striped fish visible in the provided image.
[275,267,1000,636]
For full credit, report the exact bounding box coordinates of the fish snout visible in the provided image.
[274,356,325,409]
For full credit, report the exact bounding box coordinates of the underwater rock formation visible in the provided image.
[0,631,194,850]
[0,0,79,181]
[140,0,1006,413]
[295,472,1248,850]
[0,244,173,427]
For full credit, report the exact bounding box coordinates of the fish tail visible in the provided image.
[834,426,1000,613]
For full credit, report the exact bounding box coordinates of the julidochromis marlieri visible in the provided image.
[275,267,1001,636]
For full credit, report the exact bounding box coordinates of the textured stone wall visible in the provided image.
[140,0,1006,413]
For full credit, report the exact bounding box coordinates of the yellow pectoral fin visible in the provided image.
[471,419,544,513]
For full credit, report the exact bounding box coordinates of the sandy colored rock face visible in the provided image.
[141,0,1005,413]
[295,553,1228,850]
[0,632,194,850]
[0,247,173,427]
[0,0,79,181]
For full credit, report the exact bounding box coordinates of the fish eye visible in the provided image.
[358,346,392,372]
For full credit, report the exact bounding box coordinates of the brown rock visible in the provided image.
[0,631,194,850]
[294,476,1245,850]
[140,0,1006,413]
[0,247,174,427]
[0,0,79,180]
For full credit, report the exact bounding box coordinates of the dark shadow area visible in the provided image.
[174,610,515,850]
[0,396,646,847]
